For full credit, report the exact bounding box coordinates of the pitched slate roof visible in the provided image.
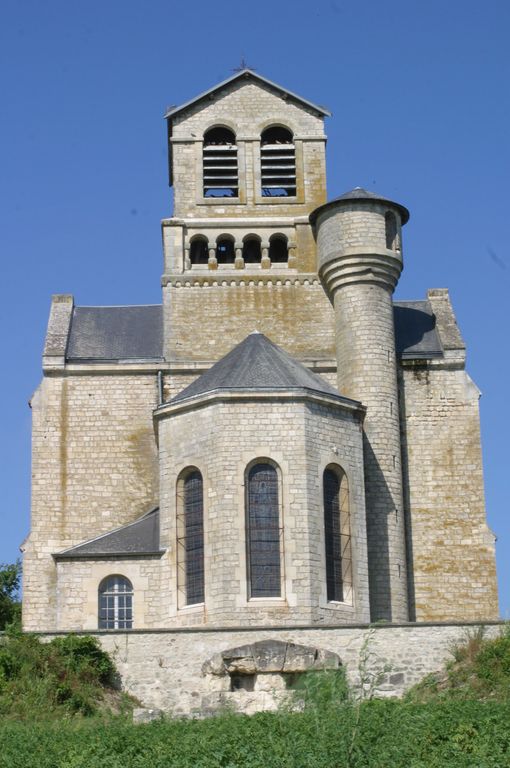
[62,299,442,364]
[164,69,331,121]
[393,300,443,359]
[66,305,163,362]
[171,332,343,405]
[53,508,162,559]
[310,186,410,224]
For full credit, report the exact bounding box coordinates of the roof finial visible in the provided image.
[233,56,254,73]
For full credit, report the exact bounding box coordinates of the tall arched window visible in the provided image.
[189,236,209,265]
[261,126,296,197]
[246,462,281,598]
[323,466,352,603]
[98,575,133,629]
[177,468,205,605]
[203,127,238,198]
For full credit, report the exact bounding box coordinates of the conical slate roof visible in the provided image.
[310,186,410,224]
[170,332,342,404]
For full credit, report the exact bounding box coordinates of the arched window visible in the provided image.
[269,234,288,263]
[177,468,204,605]
[385,211,399,251]
[98,575,133,629]
[261,126,296,197]
[242,236,261,264]
[246,462,281,598]
[203,127,238,198]
[216,236,235,264]
[323,466,352,603]
[189,237,209,265]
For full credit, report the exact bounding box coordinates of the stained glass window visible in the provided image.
[323,467,352,603]
[181,470,205,605]
[247,463,281,598]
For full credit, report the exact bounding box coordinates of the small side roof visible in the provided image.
[53,508,163,560]
[394,300,443,358]
[66,305,163,362]
[170,331,355,406]
[165,69,331,122]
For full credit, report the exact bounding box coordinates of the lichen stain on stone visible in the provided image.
[127,426,159,500]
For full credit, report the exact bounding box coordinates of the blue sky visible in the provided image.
[1,0,509,615]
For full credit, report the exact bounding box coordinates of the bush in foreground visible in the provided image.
[0,627,128,719]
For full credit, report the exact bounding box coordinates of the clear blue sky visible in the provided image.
[1,0,509,615]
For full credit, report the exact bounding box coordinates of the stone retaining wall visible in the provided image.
[37,621,505,716]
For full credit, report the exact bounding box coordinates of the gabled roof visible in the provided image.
[170,331,350,405]
[164,69,331,121]
[53,508,163,560]
[66,305,163,362]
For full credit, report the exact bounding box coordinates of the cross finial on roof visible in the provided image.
[233,57,255,73]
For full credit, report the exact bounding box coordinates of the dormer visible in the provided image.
[165,70,330,219]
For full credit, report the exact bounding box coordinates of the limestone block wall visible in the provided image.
[156,394,369,627]
[38,622,504,716]
[399,362,499,621]
[302,402,370,619]
[55,558,164,631]
[162,277,336,363]
[24,371,160,631]
[170,79,326,218]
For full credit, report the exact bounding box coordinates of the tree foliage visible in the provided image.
[0,561,21,630]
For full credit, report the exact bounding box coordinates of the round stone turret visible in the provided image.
[310,187,409,296]
[311,188,410,622]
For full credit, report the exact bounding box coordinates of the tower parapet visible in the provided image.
[312,188,410,622]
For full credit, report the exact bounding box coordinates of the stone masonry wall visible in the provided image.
[156,395,369,627]
[38,622,504,716]
[24,372,160,631]
[399,362,499,621]
[163,278,336,363]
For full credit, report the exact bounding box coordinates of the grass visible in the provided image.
[0,700,509,767]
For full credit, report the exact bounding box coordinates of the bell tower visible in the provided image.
[161,70,336,366]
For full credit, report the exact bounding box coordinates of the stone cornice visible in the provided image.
[154,388,366,421]
[162,216,311,227]
[161,273,321,288]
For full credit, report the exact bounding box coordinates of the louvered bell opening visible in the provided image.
[260,127,296,198]
[203,127,238,198]
[261,144,296,197]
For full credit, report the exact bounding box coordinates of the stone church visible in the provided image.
[23,69,498,637]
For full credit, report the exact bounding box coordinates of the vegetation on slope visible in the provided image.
[0,626,131,719]
[0,618,510,766]
[406,625,510,703]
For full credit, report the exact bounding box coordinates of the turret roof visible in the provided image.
[310,186,410,224]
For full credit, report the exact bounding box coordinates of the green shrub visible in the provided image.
[0,630,127,720]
